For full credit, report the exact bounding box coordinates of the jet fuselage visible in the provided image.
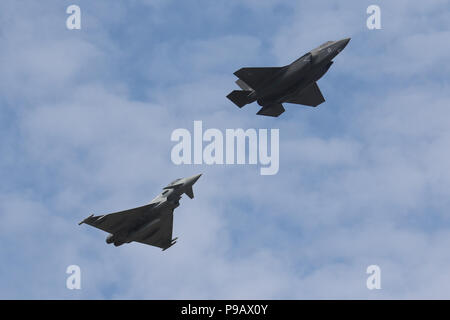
[103,174,202,247]
[253,38,350,107]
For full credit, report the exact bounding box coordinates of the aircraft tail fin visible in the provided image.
[227,90,252,108]
[235,79,253,91]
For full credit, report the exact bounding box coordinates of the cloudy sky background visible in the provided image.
[1,0,450,299]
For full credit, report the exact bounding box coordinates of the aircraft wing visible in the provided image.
[79,203,157,234]
[135,209,174,249]
[234,67,282,90]
[286,81,325,107]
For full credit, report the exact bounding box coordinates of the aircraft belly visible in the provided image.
[257,85,290,105]
[310,61,333,82]
[135,228,160,244]
[127,217,161,242]
[281,62,330,98]
[282,81,310,101]
[258,74,308,105]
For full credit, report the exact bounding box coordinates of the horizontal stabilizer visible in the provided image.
[257,103,286,117]
[227,90,251,108]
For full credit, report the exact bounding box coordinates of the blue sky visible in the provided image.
[1,0,450,299]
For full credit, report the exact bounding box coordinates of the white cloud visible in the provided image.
[1,0,450,299]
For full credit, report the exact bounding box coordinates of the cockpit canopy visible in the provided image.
[318,41,333,49]
[163,178,183,189]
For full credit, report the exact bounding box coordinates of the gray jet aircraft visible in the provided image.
[227,38,350,117]
[79,174,202,250]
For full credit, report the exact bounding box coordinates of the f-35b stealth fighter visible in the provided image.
[79,174,202,250]
[227,38,350,117]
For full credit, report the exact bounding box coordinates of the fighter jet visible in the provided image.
[227,38,350,117]
[79,174,202,251]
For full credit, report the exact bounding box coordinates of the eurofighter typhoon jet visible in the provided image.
[79,174,202,251]
[227,38,350,117]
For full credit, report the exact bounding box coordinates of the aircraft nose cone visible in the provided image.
[339,37,351,49]
[189,173,202,184]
